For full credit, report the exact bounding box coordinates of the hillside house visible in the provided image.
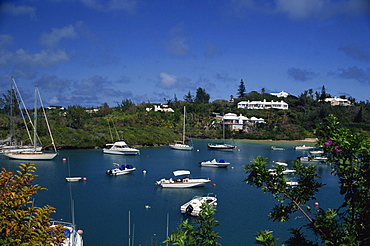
[323,97,351,106]
[146,104,174,112]
[270,91,289,98]
[221,113,265,131]
[237,100,289,110]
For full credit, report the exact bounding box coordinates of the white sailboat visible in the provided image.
[3,86,58,160]
[1,77,42,154]
[169,106,193,151]
[207,120,236,150]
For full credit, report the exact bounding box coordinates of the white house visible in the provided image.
[221,113,265,131]
[237,100,289,110]
[146,104,174,112]
[270,91,289,98]
[323,97,351,106]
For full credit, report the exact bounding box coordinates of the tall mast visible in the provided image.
[33,87,38,151]
[182,106,186,144]
[9,77,13,146]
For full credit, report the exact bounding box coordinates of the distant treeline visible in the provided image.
[0,87,369,149]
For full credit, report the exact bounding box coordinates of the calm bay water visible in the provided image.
[0,139,342,245]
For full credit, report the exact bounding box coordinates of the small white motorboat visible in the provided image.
[106,163,136,175]
[309,149,324,155]
[299,156,328,163]
[155,170,211,188]
[65,177,82,182]
[103,140,140,155]
[294,145,315,150]
[199,158,230,168]
[50,221,83,246]
[271,146,285,151]
[180,194,218,216]
[273,161,288,166]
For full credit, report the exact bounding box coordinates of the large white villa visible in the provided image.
[270,91,290,98]
[237,100,289,110]
[323,97,351,106]
[221,113,265,131]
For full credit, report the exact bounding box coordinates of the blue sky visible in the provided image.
[0,0,369,108]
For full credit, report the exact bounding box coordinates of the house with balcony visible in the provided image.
[237,99,289,110]
[221,113,265,131]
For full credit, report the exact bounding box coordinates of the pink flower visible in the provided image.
[325,140,333,146]
[334,146,342,152]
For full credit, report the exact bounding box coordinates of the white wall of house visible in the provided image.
[237,100,289,110]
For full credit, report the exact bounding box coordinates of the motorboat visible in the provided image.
[50,221,83,246]
[294,145,315,150]
[199,158,230,168]
[299,156,328,163]
[103,140,140,155]
[273,161,288,166]
[66,177,82,182]
[180,194,218,216]
[106,163,136,175]
[309,149,324,155]
[207,142,236,150]
[155,170,211,188]
[271,146,285,150]
[169,106,193,151]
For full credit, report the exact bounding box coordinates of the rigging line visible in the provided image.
[11,77,36,145]
[36,87,57,152]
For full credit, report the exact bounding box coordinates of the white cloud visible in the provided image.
[158,72,177,89]
[0,49,69,68]
[0,2,36,19]
[231,0,370,20]
[40,22,83,48]
[165,23,191,57]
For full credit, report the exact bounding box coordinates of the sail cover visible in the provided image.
[173,170,191,176]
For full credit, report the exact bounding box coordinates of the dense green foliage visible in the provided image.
[0,163,66,245]
[164,203,221,246]
[0,87,369,148]
[244,115,370,245]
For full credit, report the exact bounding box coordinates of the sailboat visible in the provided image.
[207,119,236,150]
[1,77,42,154]
[169,106,193,151]
[3,86,58,160]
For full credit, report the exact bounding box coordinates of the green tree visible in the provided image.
[244,114,370,245]
[164,203,221,246]
[0,163,66,245]
[65,105,89,129]
[184,91,194,103]
[237,79,246,98]
[195,88,210,104]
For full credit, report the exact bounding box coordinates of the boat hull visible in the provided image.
[103,149,139,155]
[199,159,230,168]
[158,178,211,188]
[4,152,58,160]
[200,163,230,168]
[106,168,136,175]
[207,143,236,150]
[180,194,217,216]
[169,144,193,151]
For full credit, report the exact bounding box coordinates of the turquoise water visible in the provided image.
[0,139,342,245]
